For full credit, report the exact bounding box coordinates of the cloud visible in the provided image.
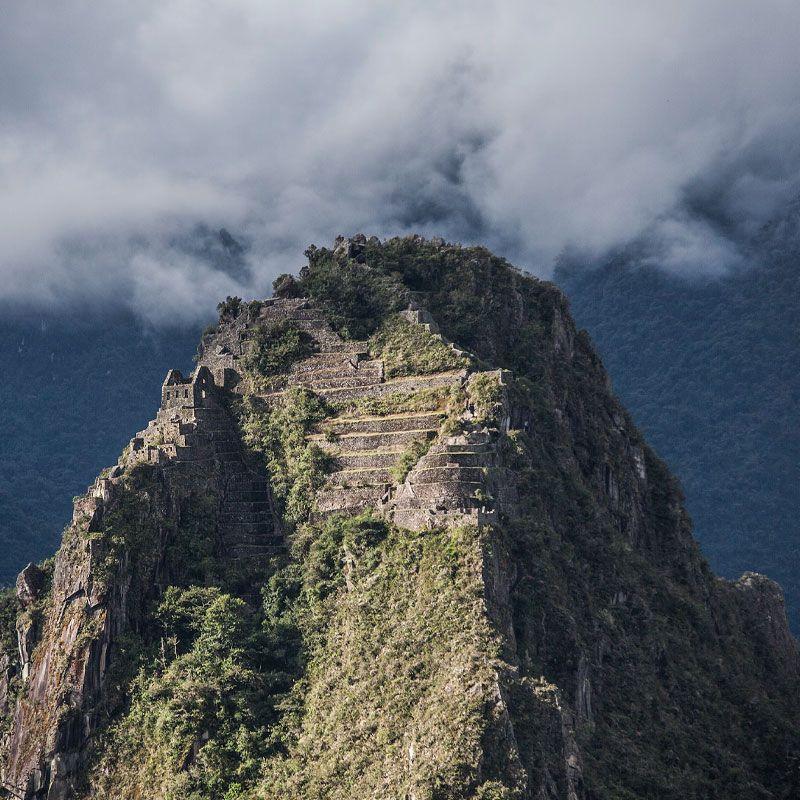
[2,0,800,322]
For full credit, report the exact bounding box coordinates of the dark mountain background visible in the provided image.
[0,310,203,579]
[557,215,800,629]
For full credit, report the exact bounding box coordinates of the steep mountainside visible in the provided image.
[556,237,800,629]
[1,236,798,800]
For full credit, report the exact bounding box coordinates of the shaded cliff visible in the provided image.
[556,235,800,631]
[1,236,798,799]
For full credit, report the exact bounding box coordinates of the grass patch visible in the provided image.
[238,387,334,527]
[258,520,506,799]
[330,386,454,418]
[368,314,468,378]
[390,436,434,483]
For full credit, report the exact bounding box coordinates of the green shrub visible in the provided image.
[217,296,243,321]
[390,436,434,483]
[330,386,452,418]
[468,373,504,425]
[156,586,223,656]
[244,319,317,385]
[297,249,406,339]
[88,591,287,800]
[238,388,333,527]
[258,522,501,799]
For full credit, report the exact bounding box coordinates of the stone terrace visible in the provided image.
[220,298,503,528]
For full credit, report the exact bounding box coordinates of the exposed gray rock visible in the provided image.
[15,564,46,609]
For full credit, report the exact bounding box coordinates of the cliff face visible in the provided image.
[1,235,798,800]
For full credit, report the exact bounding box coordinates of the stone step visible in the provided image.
[219,510,274,523]
[295,374,382,390]
[318,341,370,353]
[410,465,485,484]
[287,309,326,321]
[291,359,381,377]
[295,368,384,386]
[334,451,403,470]
[315,485,389,513]
[224,485,270,497]
[221,497,270,508]
[224,476,270,489]
[222,494,270,512]
[427,442,495,456]
[310,429,434,452]
[294,317,333,330]
[225,522,276,536]
[393,507,489,531]
[313,370,465,401]
[190,409,230,422]
[224,534,284,547]
[327,467,394,487]
[219,462,255,475]
[207,436,243,445]
[322,412,444,435]
[421,451,488,468]
[222,492,271,504]
[394,481,484,508]
[291,351,366,367]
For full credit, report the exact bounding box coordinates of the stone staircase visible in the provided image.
[392,431,499,530]
[125,399,283,579]
[191,407,283,568]
[243,302,465,519]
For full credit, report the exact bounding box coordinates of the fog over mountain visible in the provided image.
[3,1,800,323]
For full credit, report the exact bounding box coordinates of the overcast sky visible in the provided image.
[2,1,800,324]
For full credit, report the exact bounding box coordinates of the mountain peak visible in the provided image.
[2,236,798,799]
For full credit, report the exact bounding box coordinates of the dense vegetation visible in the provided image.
[297,239,558,378]
[367,314,468,378]
[237,387,333,527]
[557,247,800,629]
[243,320,318,389]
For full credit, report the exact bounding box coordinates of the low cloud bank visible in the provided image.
[3,1,800,323]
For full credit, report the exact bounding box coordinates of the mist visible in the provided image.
[3,0,800,324]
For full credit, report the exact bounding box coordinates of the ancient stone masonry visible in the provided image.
[129,366,283,571]
[194,297,519,530]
